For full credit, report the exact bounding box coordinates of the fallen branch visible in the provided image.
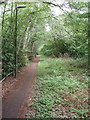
[0,72,13,83]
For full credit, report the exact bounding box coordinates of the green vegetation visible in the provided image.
[39,2,88,58]
[0,0,89,118]
[26,57,89,119]
[1,1,50,77]
[0,0,89,78]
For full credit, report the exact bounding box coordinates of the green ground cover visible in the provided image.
[26,57,89,119]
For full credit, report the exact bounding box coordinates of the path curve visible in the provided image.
[2,56,40,118]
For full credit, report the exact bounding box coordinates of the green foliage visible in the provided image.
[18,51,29,67]
[1,1,88,78]
[40,39,69,57]
[39,2,88,58]
[1,1,50,78]
[26,57,89,118]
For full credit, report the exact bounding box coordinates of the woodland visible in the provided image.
[0,0,90,118]
[0,0,89,77]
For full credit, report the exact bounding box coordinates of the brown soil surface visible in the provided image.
[2,56,40,118]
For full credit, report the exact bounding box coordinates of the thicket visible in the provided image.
[0,1,89,78]
[40,2,88,58]
[1,1,50,78]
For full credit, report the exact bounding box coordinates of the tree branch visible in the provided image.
[43,1,66,13]
[43,1,62,9]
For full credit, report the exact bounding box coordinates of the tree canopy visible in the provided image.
[0,0,89,78]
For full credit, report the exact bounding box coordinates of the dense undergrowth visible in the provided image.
[26,57,89,119]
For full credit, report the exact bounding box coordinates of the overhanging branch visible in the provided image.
[43,1,62,9]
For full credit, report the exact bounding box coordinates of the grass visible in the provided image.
[26,57,89,119]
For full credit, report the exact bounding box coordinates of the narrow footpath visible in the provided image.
[2,56,40,118]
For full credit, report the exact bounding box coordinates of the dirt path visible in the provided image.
[2,56,40,118]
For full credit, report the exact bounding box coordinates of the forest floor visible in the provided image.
[2,56,89,119]
[26,56,89,119]
[2,56,40,118]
